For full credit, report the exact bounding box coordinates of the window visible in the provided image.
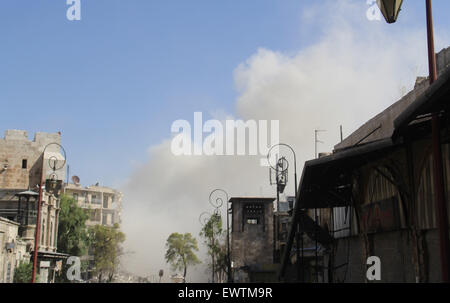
[41,220,46,245]
[73,193,79,200]
[90,210,96,221]
[47,221,52,247]
[243,203,264,227]
[6,262,11,283]
[92,194,101,204]
[247,218,259,225]
[103,196,109,208]
[22,159,27,169]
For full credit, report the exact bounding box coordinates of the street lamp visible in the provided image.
[377,0,450,282]
[267,144,298,205]
[15,190,39,228]
[267,144,303,282]
[377,0,403,23]
[32,142,66,283]
[209,189,232,283]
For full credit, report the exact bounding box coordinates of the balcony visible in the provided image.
[90,198,102,205]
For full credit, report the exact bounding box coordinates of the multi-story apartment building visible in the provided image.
[63,180,122,281]
[64,181,122,227]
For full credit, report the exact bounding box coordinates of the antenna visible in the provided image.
[314,129,326,159]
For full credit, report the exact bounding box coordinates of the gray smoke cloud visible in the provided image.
[119,0,447,282]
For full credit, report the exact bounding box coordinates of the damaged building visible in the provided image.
[280,47,450,283]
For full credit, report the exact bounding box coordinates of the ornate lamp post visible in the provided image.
[267,143,302,281]
[209,189,232,283]
[32,142,66,283]
[267,144,298,199]
[377,0,450,283]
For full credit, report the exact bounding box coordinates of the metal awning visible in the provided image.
[32,251,70,259]
[296,138,396,209]
[394,65,450,135]
[16,190,39,197]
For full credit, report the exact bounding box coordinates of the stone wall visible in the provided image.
[231,199,274,278]
[0,217,28,283]
[0,130,64,190]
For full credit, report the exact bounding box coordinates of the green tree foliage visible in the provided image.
[57,195,89,256]
[214,243,229,283]
[13,262,34,283]
[165,233,200,281]
[199,214,227,282]
[88,223,125,282]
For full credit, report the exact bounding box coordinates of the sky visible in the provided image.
[1,0,450,282]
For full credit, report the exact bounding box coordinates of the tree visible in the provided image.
[88,223,125,282]
[200,213,228,282]
[165,233,200,281]
[57,195,89,256]
[14,262,34,283]
[55,195,89,283]
[214,243,229,283]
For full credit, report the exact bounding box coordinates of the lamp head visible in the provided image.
[377,0,404,24]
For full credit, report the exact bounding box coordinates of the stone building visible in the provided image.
[0,217,28,283]
[229,197,276,282]
[280,47,450,283]
[0,130,67,283]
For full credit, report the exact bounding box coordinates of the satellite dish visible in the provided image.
[72,175,80,185]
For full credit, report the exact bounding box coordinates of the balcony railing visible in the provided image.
[91,198,102,205]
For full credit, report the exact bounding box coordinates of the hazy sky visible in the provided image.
[1,0,449,187]
[1,0,450,282]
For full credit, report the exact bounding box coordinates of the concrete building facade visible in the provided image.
[63,180,122,280]
[64,182,122,228]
